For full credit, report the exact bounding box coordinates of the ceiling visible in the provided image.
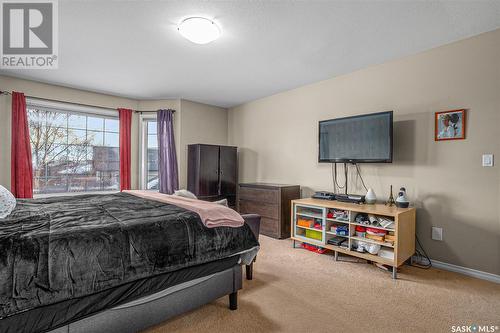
[1,1,499,108]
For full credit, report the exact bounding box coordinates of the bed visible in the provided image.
[0,192,260,333]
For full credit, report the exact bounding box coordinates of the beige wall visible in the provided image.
[228,29,500,275]
[0,76,227,192]
[178,99,228,188]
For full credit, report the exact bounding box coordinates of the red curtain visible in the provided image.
[118,108,132,191]
[11,91,33,198]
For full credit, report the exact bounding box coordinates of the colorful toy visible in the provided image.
[301,243,327,254]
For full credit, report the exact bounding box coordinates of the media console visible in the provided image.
[291,198,416,279]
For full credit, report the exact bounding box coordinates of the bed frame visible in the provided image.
[48,214,261,333]
[49,265,242,333]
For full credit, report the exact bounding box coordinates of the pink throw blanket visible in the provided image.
[124,190,244,228]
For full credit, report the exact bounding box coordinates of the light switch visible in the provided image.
[432,227,443,241]
[482,154,494,167]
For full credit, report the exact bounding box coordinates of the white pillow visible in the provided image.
[0,185,16,219]
[213,198,228,207]
[173,189,197,199]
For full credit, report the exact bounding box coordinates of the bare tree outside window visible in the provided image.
[28,108,120,194]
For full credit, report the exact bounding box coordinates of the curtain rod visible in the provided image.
[0,91,175,114]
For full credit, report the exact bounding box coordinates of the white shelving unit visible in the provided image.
[291,198,416,279]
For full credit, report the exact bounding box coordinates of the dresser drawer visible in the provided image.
[259,217,279,238]
[238,200,279,219]
[238,186,279,204]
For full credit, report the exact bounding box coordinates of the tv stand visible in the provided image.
[291,198,416,279]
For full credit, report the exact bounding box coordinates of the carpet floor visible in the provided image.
[144,235,500,333]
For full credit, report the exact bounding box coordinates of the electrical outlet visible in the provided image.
[432,227,443,241]
[482,154,494,167]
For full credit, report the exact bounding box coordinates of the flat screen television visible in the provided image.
[319,111,393,163]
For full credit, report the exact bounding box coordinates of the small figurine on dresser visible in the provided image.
[386,185,396,206]
[395,187,410,208]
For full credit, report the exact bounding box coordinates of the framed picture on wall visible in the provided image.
[435,109,466,141]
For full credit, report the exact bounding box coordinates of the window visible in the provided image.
[28,106,120,194]
[141,118,159,190]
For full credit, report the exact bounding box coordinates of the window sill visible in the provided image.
[34,190,119,199]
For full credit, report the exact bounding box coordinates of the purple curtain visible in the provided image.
[157,109,179,194]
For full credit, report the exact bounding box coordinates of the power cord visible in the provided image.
[331,163,337,193]
[354,163,368,192]
[344,163,348,194]
[410,235,432,269]
[332,163,346,193]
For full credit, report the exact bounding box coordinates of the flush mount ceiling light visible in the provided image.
[178,17,221,45]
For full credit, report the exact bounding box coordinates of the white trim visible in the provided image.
[431,259,500,284]
[139,114,157,190]
[139,115,146,190]
[27,97,118,118]
[413,256,500,284]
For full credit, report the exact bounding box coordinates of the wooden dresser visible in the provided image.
[238,183,300,239]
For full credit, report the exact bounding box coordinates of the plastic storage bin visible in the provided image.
[305,229,322,241]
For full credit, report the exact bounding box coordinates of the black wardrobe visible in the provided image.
[187,144,237,207]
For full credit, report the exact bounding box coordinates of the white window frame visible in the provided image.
[27,98,120,197]
[139,113,158,190]
[27,98,118,118]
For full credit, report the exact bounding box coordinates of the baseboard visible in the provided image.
[412,256,500,284]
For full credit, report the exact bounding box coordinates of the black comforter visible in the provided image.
[0,192,258,320]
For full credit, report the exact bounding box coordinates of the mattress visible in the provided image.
[0,256,240,333]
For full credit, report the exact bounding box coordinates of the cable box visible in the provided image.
[312,191,336,200]
[335,193,365,204]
